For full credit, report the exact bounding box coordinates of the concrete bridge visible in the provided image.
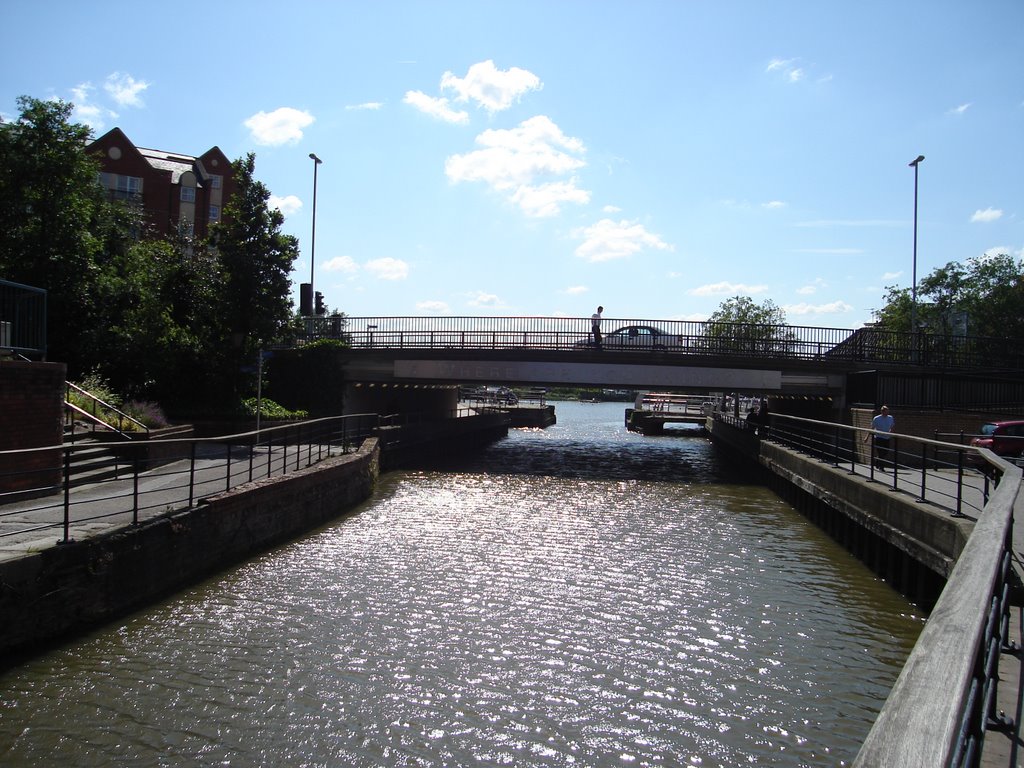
[289,315,1021,418]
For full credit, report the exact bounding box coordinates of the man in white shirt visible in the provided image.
[591,306,603,349]
[870,405,895,469]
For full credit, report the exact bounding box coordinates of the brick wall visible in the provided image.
[0,361,66,493]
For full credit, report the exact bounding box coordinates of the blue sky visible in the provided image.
[2,1,1021,329]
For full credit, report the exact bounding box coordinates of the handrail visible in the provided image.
[854,455,1021,767]
[0,413,384,542]
[759,411,994,518]
[65,381,149,438]
[737,410,1021,765]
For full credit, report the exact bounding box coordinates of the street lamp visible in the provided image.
[309,152,322,298]
[909,155,924,336]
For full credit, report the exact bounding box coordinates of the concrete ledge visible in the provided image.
[0,439,380,665]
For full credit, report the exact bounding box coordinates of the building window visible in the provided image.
[180,186,196,203]
[209,205,220,221]
[209,175,222,189]
[100,173,142,200]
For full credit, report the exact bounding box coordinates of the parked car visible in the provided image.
[575,325,680,350]
[970,420,1024,460]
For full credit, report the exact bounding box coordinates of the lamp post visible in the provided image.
[909,155,924,337]
[309,152,323,299]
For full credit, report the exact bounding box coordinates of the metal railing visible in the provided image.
[299,315,1024,371]
[739,411,1022,766]
[757,412,996,518]
[65,381,150,439]
[0,414,381,545]
[0,278,46,358]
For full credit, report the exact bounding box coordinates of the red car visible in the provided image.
[970,420,1024,459]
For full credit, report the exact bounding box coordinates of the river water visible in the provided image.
[0,401,923,767]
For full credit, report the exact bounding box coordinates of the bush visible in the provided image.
[240,397,308,420]
[123,400,171,429]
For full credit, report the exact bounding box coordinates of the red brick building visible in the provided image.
[87,127,234,239]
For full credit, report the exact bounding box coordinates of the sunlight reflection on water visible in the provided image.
[0,402,923,767]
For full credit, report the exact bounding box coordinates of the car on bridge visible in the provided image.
[970,420,1024,461]
[575,325,682,351]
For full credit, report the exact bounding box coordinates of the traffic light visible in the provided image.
[314,291,325,315]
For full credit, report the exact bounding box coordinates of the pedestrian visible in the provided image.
[591,306,603,349]
[867,404,895,469]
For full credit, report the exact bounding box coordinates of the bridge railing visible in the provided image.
[306,316,1023,370]
[749,411,1022,766]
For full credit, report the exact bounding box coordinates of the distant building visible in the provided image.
[87,127,234,239]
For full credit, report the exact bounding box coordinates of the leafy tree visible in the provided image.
[874,253,1024,340]
[208,152,300,404]
[702,296,796,354]
[0,96,136,374]
[89,236,222,407]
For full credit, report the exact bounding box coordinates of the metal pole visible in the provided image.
[909,155,924,337]
[309,153,322,293]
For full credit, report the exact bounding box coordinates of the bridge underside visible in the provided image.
[341,350,847,399]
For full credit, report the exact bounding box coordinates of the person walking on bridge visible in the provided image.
[591,306,603,349]
[868,405,895,469]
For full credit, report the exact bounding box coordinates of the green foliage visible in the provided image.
[0,96,138,375]
[874,253,1024,339]
[702,296,797,353]
[240,397,308,420]
[207,153,301,407]
[122,400,170,429]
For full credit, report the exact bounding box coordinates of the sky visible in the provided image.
[2,1,1021,329]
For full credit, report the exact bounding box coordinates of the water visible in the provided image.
[0,401,923,767]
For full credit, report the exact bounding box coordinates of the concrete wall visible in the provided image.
[0,439,380,664]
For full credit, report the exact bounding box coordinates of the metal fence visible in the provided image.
[0,278,46,358]
[751,411,1021,767]
[299,315,1024,372]
[0,414,381,545]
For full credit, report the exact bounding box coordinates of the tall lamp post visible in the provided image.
[909,155,924,337]
[309,153,323,300]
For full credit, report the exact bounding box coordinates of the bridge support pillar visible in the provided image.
[343,383,459,418]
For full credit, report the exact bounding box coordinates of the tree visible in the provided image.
[0,96,136,374]
[208,153,300,404]
[703,296,796,354]
[874,253,1024,340]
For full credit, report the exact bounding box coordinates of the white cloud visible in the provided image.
[949,103,971,116]
[244,107,315,146]
[762,200,786,210]
[602,204,622,213]
[466,291,504,308]
[364,257,409,280]
[403,91,468,124]
[766,57,803,83]
[689,281,768,297]
[323,256,359,274]
[510,180,590,218]
[440,60,541,113]
[971,207,1003,223]
[446,116,588,217]
[69,82,115,131]
[346,102,383,111]
[416,300,451,315]
[104,72,149,107]
[573,218,673,263]
[784,300,854,316]
[563,285,588,295]
[882,271,902,280]
[269,194,302,216]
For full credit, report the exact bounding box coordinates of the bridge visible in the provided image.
[294,315,1022,417]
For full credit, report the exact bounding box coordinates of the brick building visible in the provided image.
[87,127,234,239]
